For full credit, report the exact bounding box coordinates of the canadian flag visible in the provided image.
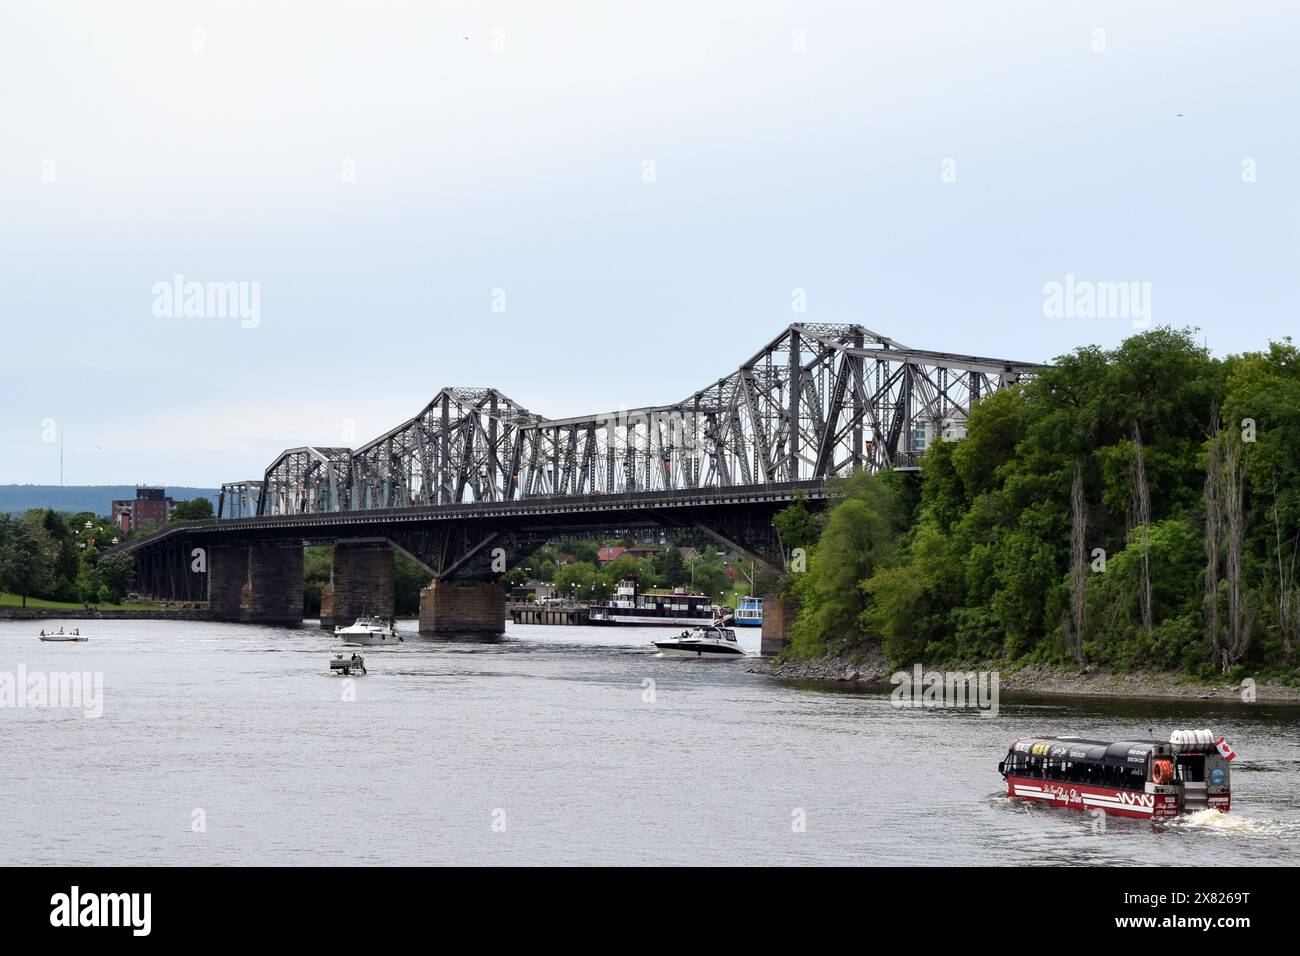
[1215,737,1236,761]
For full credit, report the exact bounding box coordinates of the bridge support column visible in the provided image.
[320,543,395,630]
[239,543,304,627]
[207,544,249,621]
[419,580,505,638]
[760,591,797,656]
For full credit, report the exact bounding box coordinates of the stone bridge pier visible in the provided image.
[207,542,304,626]
[418,580,506,638]
[320,541,395,630]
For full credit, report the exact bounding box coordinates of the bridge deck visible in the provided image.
[112,479,829,556]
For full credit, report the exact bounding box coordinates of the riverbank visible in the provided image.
[749,651,1300,702]
[0,608,212,621]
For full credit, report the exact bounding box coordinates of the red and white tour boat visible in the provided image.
[999,729,1234,820]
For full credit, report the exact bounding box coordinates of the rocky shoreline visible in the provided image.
[748,652,1300,703]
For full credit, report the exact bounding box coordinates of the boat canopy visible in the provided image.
[1010,737,1168,767]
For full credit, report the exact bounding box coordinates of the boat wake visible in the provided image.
[1162,808,1300,837]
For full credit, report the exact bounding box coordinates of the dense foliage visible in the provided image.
[782,329,1300,680]
[0,509,135,606]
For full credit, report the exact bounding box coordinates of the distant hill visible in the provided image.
[0,485,221,517]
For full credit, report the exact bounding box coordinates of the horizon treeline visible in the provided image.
[776,326,1300,679]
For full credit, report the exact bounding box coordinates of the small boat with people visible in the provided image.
[652,623,746,659]
[999,728,1235,820]
[329,653,366,676]
[333,616,401,645]
[38,627,88,643]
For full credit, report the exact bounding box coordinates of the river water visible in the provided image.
[2,618,1298,866]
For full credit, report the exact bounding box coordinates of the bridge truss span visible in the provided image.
[233,324,1039,519]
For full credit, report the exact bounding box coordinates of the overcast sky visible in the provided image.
[2,1,1297,487]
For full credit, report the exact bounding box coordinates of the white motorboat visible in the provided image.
[652,624,745,659]
[333,616,401,645]
[38,628,88,643]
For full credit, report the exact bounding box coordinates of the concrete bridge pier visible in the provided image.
[419,580,506,638]
[320,542,395,630]
[760,591,798,656]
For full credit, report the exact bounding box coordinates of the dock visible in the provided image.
[509,603,590,626]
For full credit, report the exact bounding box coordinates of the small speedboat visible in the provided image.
[329,653,366,676]
[333,616,401,645]
[38,628,88,643]
[652,624,745,659]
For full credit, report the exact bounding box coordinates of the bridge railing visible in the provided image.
[114,479,831,555]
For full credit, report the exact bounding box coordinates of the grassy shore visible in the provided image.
[0,592,163,612]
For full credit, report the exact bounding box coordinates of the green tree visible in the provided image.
[0,514,57,607]
[773,495,820,553]
[394,553,429,616]
[303,546,332,616]
[786,473,898,658]
[554,561,599,601]
[76,546,104,605]
[171,498,215,521]
[659,545,685,586]
[95,553,135,604]
[684,553,729,600]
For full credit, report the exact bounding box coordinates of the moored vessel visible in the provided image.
[589,578,719,627]
[734,596,763,627]
[999,728,1234,820]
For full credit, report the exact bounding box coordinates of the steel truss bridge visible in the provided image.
[117,323,1039,592]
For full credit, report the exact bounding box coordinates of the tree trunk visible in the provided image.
[1223,433,1248,666]
[1129,421,1153,633]
[1205,407,1223,668]
[1069,462,1087,664]
[1272,482,1297,657]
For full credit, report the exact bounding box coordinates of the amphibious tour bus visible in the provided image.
[999,729,1233,820]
